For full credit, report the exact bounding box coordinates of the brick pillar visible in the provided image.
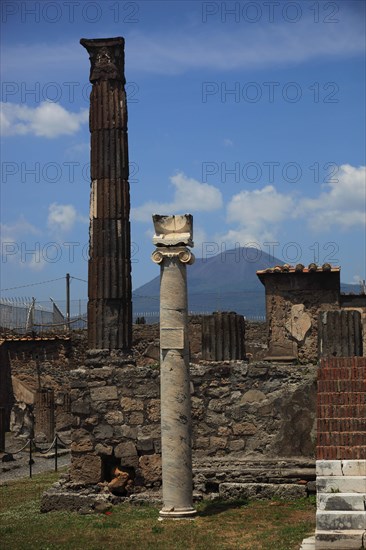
[34,389,55,442]
[80,37,132,351]
[318,309,363,358]
[315,357,366,549]
[202,312,245,361]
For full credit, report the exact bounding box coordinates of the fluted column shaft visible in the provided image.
[152,246,196,519]
[81,37,132,351]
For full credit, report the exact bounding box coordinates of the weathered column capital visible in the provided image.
[151,246,195,265]
[152,214,194,247]
[80,37,125,83]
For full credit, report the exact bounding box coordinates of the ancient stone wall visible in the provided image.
[2,335,82,435]
[133,318,267,364]
[6,338,72,388]
[69,360,317,494]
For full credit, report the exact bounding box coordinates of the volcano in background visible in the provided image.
[133,247,270,318]
[132,247,360,319]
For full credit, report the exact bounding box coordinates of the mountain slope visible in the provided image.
[133,247,277,317]
[132,248,361,318]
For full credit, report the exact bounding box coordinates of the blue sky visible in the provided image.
[1,0,365,305]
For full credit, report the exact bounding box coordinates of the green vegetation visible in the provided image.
[0,471,315,550]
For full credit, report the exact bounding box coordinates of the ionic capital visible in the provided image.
[151,246,195,265]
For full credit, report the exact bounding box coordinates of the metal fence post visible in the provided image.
[55,435,58,472]
[29,439,33,478]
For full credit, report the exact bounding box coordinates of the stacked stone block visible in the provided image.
[69,353,162,489]
[42,360,318,512]
[315,357,366,549]
[68,360,316,484]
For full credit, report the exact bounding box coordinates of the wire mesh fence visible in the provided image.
[0,298,87,333]
[0,298,265,334]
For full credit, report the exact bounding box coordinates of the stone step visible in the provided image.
[315,529,366,549]
[317,493,366,511]
[316,476,366,494]
[299,535,315,550]
[316,510,366,531]
[316,460,366,477]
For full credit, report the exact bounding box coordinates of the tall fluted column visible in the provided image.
[152,215,196,519]
[80,37,132,351]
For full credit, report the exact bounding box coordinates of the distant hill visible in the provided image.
[132,248,361,320]
[134,247,278,319]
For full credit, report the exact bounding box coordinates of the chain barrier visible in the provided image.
[3,433,69,478]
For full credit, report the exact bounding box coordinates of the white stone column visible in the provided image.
[152,215,196,519]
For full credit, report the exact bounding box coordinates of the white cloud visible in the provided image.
[191,225,208,251]
[0,217,40,241]
[218,185,295,245]
[223,138,233,147]
[297,165,366,230]
[2,7,364,80]
[125,18,364,74]
[65,142,90,158]
[218,165,365,246]
[47,203,78,233]
[1,101,88,138]
[132,172,223,222]
[21,255,47,272]
[0,217,44,271]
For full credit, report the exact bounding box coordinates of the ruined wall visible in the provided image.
[70,360,317,493]
[6,338,72,389]
[244,321,267,360]
[133,318,267,364]
[261,272,340,363]
[2,323,282,443]
[2,335,82,435]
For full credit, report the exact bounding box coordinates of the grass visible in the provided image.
[0,470,316,550]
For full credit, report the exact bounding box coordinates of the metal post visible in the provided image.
[29,439,33,478]
[0,407,6,452]
[55,435,58,472]
[66,273,70,330]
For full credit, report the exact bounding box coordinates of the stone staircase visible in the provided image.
[315,460,366,549]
